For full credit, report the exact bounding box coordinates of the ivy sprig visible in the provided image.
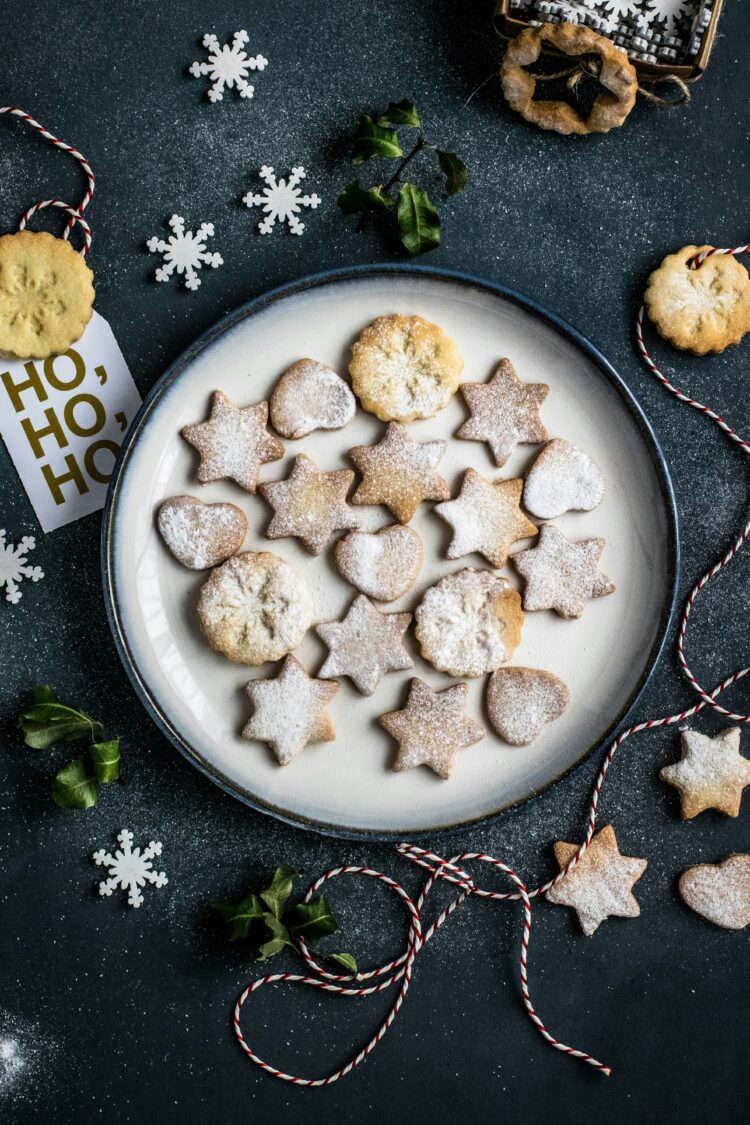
[339,99,468,256]
[213,865,357,972]
[18,685,121,809]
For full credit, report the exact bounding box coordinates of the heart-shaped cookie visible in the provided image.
[678,854,750,930]
[269,358,356,439]
[334,525,423,602]
[523,438,604,519]
[486,667,569,745]
[157,495,247,569]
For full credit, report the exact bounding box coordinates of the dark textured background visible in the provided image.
[2,2,749,1122]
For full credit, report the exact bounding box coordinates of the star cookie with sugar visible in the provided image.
[259,454,360,555]
[513,524,615,619]
[317,594,413,696]
[242,655,339,766]
[379,677,485,779]
[457,358,549,466]
[434,469,537,567]
[181,391,283,492]
[545,825,648,936]
[348,422,450,524]
[660,727,750,819]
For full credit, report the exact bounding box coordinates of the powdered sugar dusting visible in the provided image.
[523,438,604,519]
[157,496,247,569]
[679,855,750,930]
[334,524,422,601]
[270,359,356,439]
[486,666,569,745]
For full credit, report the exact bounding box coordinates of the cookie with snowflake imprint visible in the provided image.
[348,422,450,524]
[486,667,569,746]
[259,454,360,555]
[456,358,548,466]
[349,314,463,422]
[243,655,338,766]
[523,438,604,520]
[659,727,750,819]
[513,524,615,618]
[645,245,750,354]
[157,496,247,569]
[317,594,413,696]
[197,551,313,664]
[181,391,283,492]
[270,359,356,439]
[380,677,485,779]
[0,231,94,359]
[434,469,537,568]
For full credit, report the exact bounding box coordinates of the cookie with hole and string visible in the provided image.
[645,244,750,355]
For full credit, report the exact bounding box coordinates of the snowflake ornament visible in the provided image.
[146,214,223,291]
[603,0,638,19]
[242,166,321,236]
[93,829,168,909]
[189,31,268,103]
[644,0,689,33]
[0,530,43,604]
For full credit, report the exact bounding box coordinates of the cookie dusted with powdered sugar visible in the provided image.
[679,855,750,930]
[379,677,485,779]
[157,496,247,570]
[349,422,450,524]
[659,727,750,819]
[259,454,359,555]
[457,358,548,467]
[270,358,356,439]
[486,667,569,746]
[334,525,423,602]
[545,825,648,937]
[513,524,614,619]
[242,655,339,766]
[181,391,284,492]
[523,438,604,520]
[317,594,412,696]
[434,469,537,568]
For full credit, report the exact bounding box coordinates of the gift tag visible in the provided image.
[0,312,141,532]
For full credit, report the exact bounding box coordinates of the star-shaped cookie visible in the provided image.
[545,825,648,936]
[379,678,485,779]
[457,358,549,466]
[660,727,750,818]
[317,594,413,695]
[434,469,537,567]
[348,422,450,524]
[181,390,284,492]
[259,454,360,555]
[512,524,615,618]
[242,655,339,766]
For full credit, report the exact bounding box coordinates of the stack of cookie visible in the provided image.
[157,313,615,779]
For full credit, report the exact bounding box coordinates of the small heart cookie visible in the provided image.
[523,438,604,520]
[157,495,247,569]
[486,667,569,745]
[270,358,356,439]
[679,854,750,930]
[334,525,423,602]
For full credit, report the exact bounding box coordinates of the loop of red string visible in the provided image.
[0,106,95,253]
[233,242,750,1086]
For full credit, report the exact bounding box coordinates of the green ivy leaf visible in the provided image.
[18,686,100,749]
[436,149,469,197]
[338,181,394,215]
[90,739,120,784]
[51,759,100,810]
[257,914,294,960]
[396,183,441,256]
[376,100,421,129]
[351,116,403,165]
[212,893,267,942]
[259,865,300,919]
[329,952,358,974]
[288,894,340,942]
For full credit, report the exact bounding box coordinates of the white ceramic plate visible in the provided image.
[103,266,678,839]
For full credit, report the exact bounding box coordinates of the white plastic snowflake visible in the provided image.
[146,214,223,291]
[189,30,268,103]
[242,166,321,236]
[643,0,689,32]
[603,0,637,19]
[93,829,168,908]
[0,530,43,604]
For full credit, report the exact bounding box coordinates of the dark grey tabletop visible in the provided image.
[3,2,750,1122]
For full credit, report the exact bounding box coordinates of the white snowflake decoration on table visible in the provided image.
[0,530,43,604]
[146,214,223,291]
[242,166,321,236]
[189,30,268,103]
[93,829,168,909]
[644,0,689,33]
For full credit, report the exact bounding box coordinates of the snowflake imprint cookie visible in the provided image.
[92,829,168,909]
[243,655,338,766]
[317,594,413,696]
[348,422,450,524]
[415,568,523,678]
[545,825,648,937]
[0,530,43,604]
[379,678,485,779]
[243,167,321,236]
[157,496,247,569]
[197,551,313,665]
[0,230,94,359]
[513,524,615,619]
[146,214,223,291]
[486,667,569,746]
[679,855,750,931]
[270,359,356,439]
[659,727,750,819]
[645,245,750,355]
[260,454,360,555]
[189,31,268,103]
[349,314,463,422]
[334,525,423,602]
[182,391,283,492]
[457,358,548,466]
[523,438,604,520]
[434,469,537,568]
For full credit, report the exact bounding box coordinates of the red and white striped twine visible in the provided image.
[0,106,94,253]
[232,252,750,1084]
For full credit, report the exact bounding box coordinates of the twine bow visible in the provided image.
[537,57,692,106]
